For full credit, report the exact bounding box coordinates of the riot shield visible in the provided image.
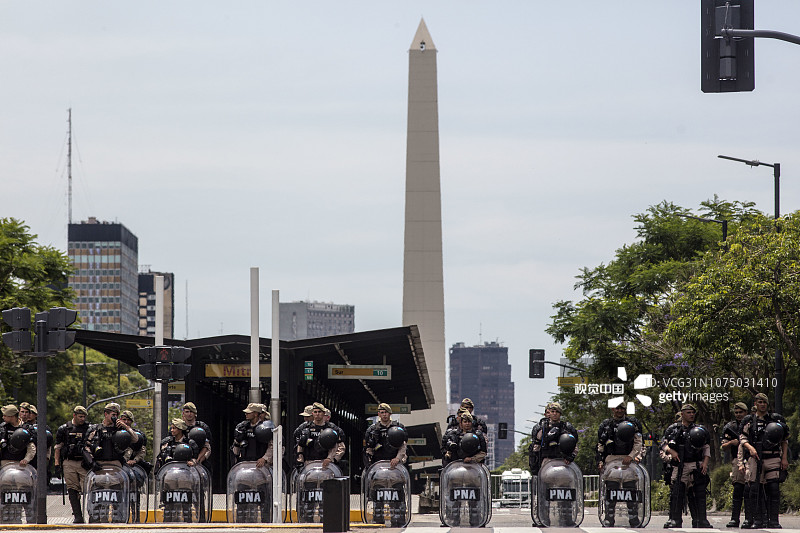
[226,461,273,523]
[598,457,650,528]
[438,460,491,528]
[361,460,411,527]
[295,461,342,523]
[155,462,209,523]
[534,459,584,527]
[84,464,130,523]
[127,464,150,523]
[0,464,36,524]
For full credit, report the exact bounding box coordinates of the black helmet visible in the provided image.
[8,428,30,454]
[46,428,53,448]
[32,425,54,448]
[254,423,273,444]
[173,443,193,462]
[318,428,339,450]
[558,433,577,455]
[387,426,408,448]
[688,426,709,448]
[134,429,147,448]
[765,422,787,445]
[112,429,132,450]
[460,432,480,456]
[188,427,207,447]
[616,421,636,443]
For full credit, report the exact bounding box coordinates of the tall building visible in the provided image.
[138,270,175,338]
[449,341,516,468]
[279,301,355,340]
[402,19,447,426]
[67,217,138,334]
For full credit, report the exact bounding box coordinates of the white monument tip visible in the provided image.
[410,18,436,52]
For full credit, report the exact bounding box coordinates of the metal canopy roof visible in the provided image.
[74,324,434,411]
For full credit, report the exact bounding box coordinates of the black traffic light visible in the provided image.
[701,0,754,93]
[498,422,508,440]
[1,308,32,353]
[137,345,192,382]
[44,307,77,352]
[529,349,545,379]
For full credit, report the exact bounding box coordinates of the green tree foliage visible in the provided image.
[667,212,800,384]
[493,435,531,474]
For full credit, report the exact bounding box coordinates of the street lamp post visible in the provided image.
[718,154,783,414]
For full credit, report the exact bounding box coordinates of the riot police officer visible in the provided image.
[293,405,313,449]
[663,404,711,529]
[54,406,91,523]
[0,405,35,468]
[156,419,200,471]
[738,393,789,529]
[440,412,487,527]
[364,403,408,526]
[597,403,644,527]
[721,402,748,527]
[85,403,138,469]
[530,402,578,468]
[295,402,345,469]
[181,403,211,467]
[231,403,273,467]
[446,398,489,434]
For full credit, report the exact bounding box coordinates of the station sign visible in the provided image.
[557,376,587,386]
[125,399,153,409]
[328,365,391,380]
[365,403,410,415]
[407,437,426,446]
[304,361,313,381]
[205,364,271,378]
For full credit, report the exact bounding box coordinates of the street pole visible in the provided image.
[33,316,48,524]
[718,155,783,413]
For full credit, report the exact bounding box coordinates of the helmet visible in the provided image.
[172,443,193,462]
[188,427,207,447]
[765,422,787,445]
[46,428,53,448]
[558,433,577,455]
[32,425,54,448]
[112,429,132,450]
[318,428,339,450]
[688,426,709,448]
[8,428,30,454]
[254,423,273,444]
[460,432,480,456]
[134,429,147,448]
[387,426,408,448]
[616,421,636,442]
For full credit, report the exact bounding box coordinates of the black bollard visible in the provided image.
[322,477,350,532]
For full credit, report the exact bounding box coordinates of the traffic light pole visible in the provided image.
[32,316,49,524]
[721,28,800,46]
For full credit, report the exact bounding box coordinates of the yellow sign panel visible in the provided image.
[407,438,426,446]
[126,399,153,409]
[205,364,272,379]
[409,456,434,462]
[557,376,587,386]
[328,365,391,380]
[168,382,185,393]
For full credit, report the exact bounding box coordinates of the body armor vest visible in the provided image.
[234,421,267,462]
[56,421,91,460]
[365,421,404,462]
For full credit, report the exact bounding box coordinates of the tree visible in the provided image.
[667,212,800,387]
[0,218,74,401]
[494,435,532,474]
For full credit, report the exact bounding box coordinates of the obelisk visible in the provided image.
[402,19,447,427]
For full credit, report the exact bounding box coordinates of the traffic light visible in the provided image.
[44,307,77,352]
[498,422,508,440]
[529,349,545,379]
[701,0,754,93]
[1,308,32,353]
[137,345,192,382]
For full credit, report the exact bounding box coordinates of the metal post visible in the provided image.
[250,268,260,404]
[82,345,87,407]
[773,162,783,414]
[34,317,47,524]
[271,289,282,522]
[154,276,165,459]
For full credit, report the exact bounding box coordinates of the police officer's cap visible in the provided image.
[734,402,749,412]
[73,406,88,416]
[243,403,263,414]
[299,405,314,416]
[377,402,392,414]
[1,405,19,416]
[461,398,474,408]
[680,403,696,412]
[754,393,769,403]
[172,418,188,431]
[22,404,37,415]
[182,402,198,414]
[460,412,474,423]
[547,402,562,413]
[120,410,135,422]
[311,402,325,412]
[104,403,121,413]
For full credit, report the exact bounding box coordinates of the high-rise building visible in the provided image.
[67,217,138,334]
[279,301,355,340]
[449,341,516,468]
[138,270,175,338]
[402,19,447,426]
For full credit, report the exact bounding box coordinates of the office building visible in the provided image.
[449,341,516,468]
[279,301,355,340]
[67,217,138,334]
[138,270,175,338]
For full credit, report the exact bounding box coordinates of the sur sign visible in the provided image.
[328,365,391,380]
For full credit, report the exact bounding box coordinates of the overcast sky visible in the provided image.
[2,2,799,444]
